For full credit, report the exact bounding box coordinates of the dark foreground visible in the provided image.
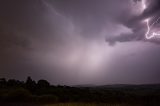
[0,103,159,106]
[0,77,160,106]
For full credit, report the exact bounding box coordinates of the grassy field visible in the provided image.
[45,103,140,106]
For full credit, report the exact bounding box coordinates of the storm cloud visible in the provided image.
[0,0,160,85]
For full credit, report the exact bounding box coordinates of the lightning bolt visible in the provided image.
[145,17,160,39]
[142,0,160,39]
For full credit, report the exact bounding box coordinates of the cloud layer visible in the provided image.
[0,0,160,85]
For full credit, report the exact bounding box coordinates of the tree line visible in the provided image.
[0,77,160,105]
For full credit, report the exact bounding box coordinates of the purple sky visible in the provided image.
[0,0,160,85]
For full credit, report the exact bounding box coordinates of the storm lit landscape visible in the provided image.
[0,0,160,105]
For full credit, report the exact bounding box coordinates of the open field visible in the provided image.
[45,103,143,106]
[0,103,152,106]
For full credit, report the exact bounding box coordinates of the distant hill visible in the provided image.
[74,84,160,89]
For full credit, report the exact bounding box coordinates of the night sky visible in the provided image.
[0,0,160,85]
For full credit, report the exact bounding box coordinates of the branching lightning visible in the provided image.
[145,17,160,39]
[142,0,160,39]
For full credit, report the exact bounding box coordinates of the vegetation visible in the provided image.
[45,103,141,106]
[0,77,160,106]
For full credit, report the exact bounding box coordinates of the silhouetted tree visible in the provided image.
[7,79,17,87]
[7,79,24,87]
[25,76,36,92]
[0,78,6,87]
[37,79,50,88]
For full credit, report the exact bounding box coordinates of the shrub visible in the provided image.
[5,88,32,102]
[37,95,58,103]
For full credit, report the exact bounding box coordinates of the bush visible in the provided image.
[5,88,32,102]
[37,95,58,103]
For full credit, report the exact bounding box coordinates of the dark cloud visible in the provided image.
[142,0,160,18]
[104,0,160,44]
[0,0,160,85]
